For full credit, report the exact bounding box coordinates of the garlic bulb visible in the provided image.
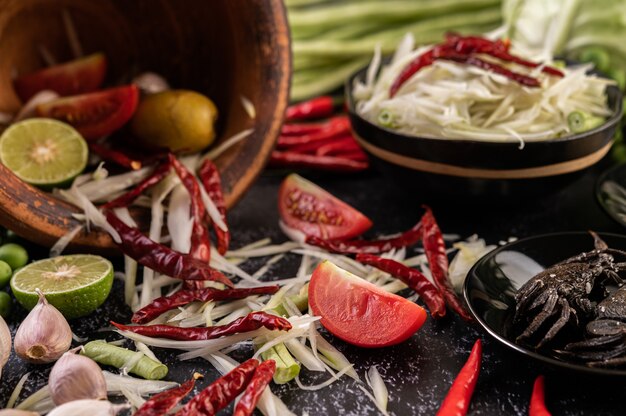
[14,290,72,364]
[0,410,39,415]
[49,348,107,405]
[0,314,10,379]
[46,400,128,416]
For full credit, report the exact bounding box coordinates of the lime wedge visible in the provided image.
[0,118,88,188]
[11,254,113,319]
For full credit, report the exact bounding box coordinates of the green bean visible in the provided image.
[82,340,168,380]
[567,111,605,133]
[271,283,310,317]
[260,343,300,384]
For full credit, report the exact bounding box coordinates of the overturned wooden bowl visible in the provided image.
[0,0,291,253]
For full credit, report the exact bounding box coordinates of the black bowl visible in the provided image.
[464,231,626,376]
[346,65,623,200]
[596,163,626,229]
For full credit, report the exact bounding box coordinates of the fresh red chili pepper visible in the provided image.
[286,136,344,155]
[305,219,422,254]
[421,206,473,322]
[103,160,172,210]
[285,96,342,121]
[198,159,230,255]
[355,253,446,319]
[169,154,211,261]
[281,122,325,136]
[529,375,551,416]
[176,358,259,416]
[436,339,482,416]
[135,373,201,416]
[89,142,142,170]
[112,311,292,341]
[132,285,280,324]
[269,151,368,172]
[337,150,369,162]
[277,116,351,147]
[315,136,361,156]
[444,55,540,87]
[233,359,276,416]
[105,210,234,287]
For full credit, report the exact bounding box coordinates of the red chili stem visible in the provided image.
[103,160,172,210]
[89,142,142,171]
[269,151,368,172]
[112,312,292,341]
[355,254,446,319]
[421,207,473,322]
[176,359,259,416]
[135,373,200,416]
[105,210,234,287]
[436,339,482,416]
[277,116,350,147]
[233,360,277,416]
[529,375,551,416]
[169,154,211,261]
[132,285,280,324]
[285,96,342,121]
[315,137,361,156]
[198,159,230,255]
[281,122,325,136]
[305,219,423,254]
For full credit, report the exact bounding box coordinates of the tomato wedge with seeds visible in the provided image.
[278,174,372,240]
[13,53,107,102]
[37,85,139,140]
[309,261,427,348]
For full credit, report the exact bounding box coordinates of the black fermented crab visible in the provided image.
[513,232,626,348]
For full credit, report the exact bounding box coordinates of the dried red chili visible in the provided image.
[89,142,142,170]
[132,285,280,324]
[355,253,446,319]
[421,207,473,322]
[169,154,211,261]
[105,210,234,287]
[176,359,259,416]
[135,373,201,416]
[277,116,350,147]
[269,151,368,172]
[529,375,551,416]
[436,339,482,416]
[103,160,172,210]
[198,159,230,255]
[305,219,423,254]
[233,359,276,416]
[112,311,292,341]
[285,96,341,121]
[444,55,540,87]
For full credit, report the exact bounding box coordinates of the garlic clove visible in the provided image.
[0,410,40,415]
[49,347,107,405]
[14,289,72,364]
[0,314,11,379]
[46,400,129,416]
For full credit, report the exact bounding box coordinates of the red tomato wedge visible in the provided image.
[13,53,107,102]
[37,85,139,140]
[309,261,427,348]
[278,174,372,240]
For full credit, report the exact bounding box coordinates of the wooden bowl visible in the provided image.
[0,0,291,253]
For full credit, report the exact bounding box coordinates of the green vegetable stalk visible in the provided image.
[82,340,168,380]
[260,343,301,384]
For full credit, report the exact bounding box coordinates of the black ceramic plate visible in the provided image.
[596,163,626,228]
[464,231,626,376]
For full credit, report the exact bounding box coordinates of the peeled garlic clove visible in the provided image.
[14,290,72,364]
[49,347,107,405]
[46,400,128,416]
[0,410,40,415]
[0,315,11,379]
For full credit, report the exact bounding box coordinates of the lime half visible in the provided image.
[0,118,88,188]
[11,254,113,319]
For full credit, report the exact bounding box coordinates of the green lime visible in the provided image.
[0,260,11,288]
[0,243,28,270]
[0,291,11,318]
[10,254,113,319]
[0,118,88,188]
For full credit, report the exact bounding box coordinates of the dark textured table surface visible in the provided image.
[1,160,625,415]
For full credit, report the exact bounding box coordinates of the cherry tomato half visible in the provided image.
[37,85,139,140]
[309,261,427,348]
[278,174,372,240]
[13,53,107,102]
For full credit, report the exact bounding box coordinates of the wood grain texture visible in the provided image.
[0,0,291,253]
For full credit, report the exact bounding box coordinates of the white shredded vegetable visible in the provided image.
[366,365,389,414]
[200,128,254,162]
[7,372,30,408]
[50,224,83,257]
[241,95,257,119]
[448,235,497,292]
